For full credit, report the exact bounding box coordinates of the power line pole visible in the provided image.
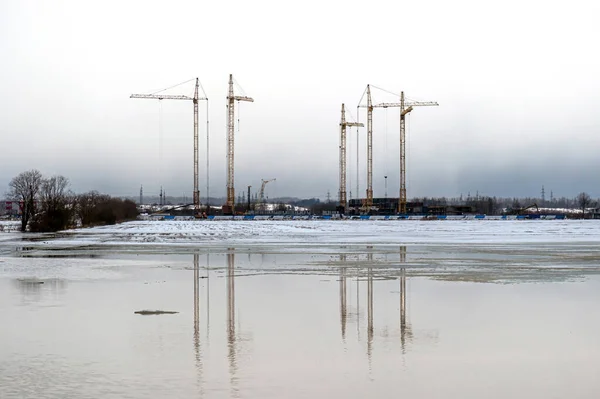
[541,185,546,203]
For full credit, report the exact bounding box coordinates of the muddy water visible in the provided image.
[1,245,600,398]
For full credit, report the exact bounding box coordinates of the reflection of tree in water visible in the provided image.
[14,278,67,305]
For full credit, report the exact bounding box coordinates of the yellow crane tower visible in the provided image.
[357,85,377,210]
[376,92,438,214]
[339,104,363,214]
[131,78,208,216]
[225,74,254,215]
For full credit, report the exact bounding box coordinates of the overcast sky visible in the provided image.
[1,0,599,201]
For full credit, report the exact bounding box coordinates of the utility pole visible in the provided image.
[131,78,208,216]
[541,185,546,204]
[225,74,254,215]
[339,103,363,214]
[139,185,143,205]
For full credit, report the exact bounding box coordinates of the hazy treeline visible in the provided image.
[414,193,597,216]
[287,194,597,216]
[6,169,138,232]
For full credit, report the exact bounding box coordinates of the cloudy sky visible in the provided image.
[1,0,599,201]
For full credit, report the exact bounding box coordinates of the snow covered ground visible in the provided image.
[0,220,19,231]
[7,219,594,248]
[2,219,600,283]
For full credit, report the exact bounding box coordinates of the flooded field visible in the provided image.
[1,220,600,398]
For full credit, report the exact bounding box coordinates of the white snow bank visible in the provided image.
[33,219,600,247]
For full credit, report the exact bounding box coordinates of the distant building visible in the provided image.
[0,200,20,216]
[346,198,475,215]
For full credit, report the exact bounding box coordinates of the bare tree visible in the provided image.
[40,176,70,212]
[31,175,75,232]
[7,169,43,231]
[577,192,592,219]
[76,191,110,226]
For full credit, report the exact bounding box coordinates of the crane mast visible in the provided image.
[366,85,373,209]
[370,94,438,214]
[400,92,406,214]
[395,92,438,214]
[130,78,207,217]
[339,104,363,214]
[193,80,199,213]
[259,178,276,204]
[358,85,437,214]
[225,74,253,215]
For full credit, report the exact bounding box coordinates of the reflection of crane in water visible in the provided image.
[194,253,200,340]
[227,250,240,397]
[339,255,347,340]
[367,252,374,364]
[362,247,414,360]
[399,266,413,353]
[398,246,413,352]
[192,253,203,394]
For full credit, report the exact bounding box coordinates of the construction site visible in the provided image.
[130,75,445,219]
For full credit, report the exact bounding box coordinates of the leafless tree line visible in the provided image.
[7,169,138,232]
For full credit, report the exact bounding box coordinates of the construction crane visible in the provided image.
[225,74,254,215]
[259,178,276,209]
[356,85,378,210]
[376,92,438,214]
[130,78,208,217]
[339,104,363,214]
[358,86,437,213]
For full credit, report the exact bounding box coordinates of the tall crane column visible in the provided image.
[366,85,373,208]
[193,79,200,212]
[225,74,254,215]
[339,104,363,214]
[130,78,208,217]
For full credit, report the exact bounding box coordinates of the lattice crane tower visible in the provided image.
[376,92,438,214]
[130,78,208,216]
[339,104,363,213]
[225,74,254,214]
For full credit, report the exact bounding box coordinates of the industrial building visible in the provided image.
[346,198,474,216]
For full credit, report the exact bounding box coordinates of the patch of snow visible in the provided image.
[17,219,598,248]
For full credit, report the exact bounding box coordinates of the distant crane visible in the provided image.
[130,78,208,216]
[376,92,438,214]
[258,178,276,211]
[339,104,363,214]
[358,86,437,213]
[225,74,254,215]
[358,85,375,209]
